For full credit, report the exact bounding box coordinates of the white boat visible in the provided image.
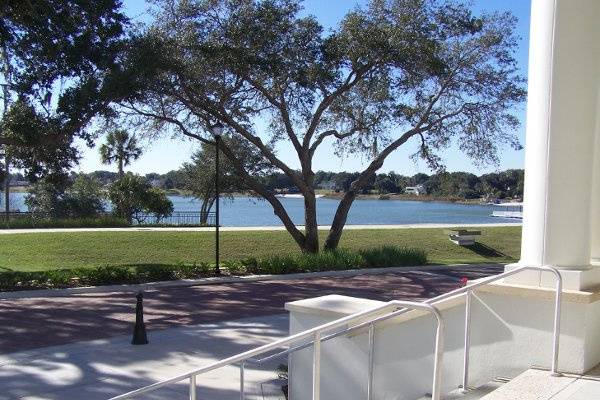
[275,193,325,199]
[491,202,523,219]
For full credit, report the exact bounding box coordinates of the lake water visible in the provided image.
[6,192,518,226]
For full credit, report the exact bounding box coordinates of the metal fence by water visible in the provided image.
[0,211,216,227]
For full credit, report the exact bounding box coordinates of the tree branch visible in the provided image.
[309,127,361,155]
[243,76,303,155]
[122,103,212,144]
[214,106,308,191]
[216,140,307,248]
[302,65,370,149]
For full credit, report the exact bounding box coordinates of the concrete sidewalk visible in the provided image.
[0,222,518,235]
[0,314,289,400]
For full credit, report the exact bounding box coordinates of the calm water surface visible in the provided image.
[7,192,518,226]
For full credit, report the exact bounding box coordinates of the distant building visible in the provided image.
[404,184,425,196]
[317,180,337,191]
[8,180,30,187]
[149,179,162,188]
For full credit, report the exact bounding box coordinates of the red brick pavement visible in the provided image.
[0,265,503,354]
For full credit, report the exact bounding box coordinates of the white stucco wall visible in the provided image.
[287,292,600,400]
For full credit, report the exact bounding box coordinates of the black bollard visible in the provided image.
[132,291,149,345]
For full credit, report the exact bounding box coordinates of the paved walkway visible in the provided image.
[0,223,518,234]
[0,265,503,354]
[0,314,290,400]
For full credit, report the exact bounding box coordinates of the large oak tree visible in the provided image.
[0,0,129,178]
[117,0,525,253]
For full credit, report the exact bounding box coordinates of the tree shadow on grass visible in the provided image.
[463,243,508,258]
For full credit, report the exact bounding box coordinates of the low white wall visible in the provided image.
[287,289,600,400]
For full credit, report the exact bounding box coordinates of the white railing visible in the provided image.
[109,265,562,400]
[110,301,445,400]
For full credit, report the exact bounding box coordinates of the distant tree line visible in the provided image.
[68,168,523,201]
[261,169,525,199]
[5,167,524,201]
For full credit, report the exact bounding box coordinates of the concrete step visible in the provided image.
[477,368,600,400]
[416,379,504,400]
[446,382,505,400]
[419,366,600,400]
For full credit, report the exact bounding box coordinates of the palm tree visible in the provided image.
[99,130,142,177]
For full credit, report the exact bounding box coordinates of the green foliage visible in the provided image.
[134,265,177,282]
[239,246,425,275]
[99,129,142,176]
[66,175,107,217]
[108,173,173,223]
[0,0,129,180]
[359,246,427,268]
[0,215,128,229]
[84,266,134,285]
[108,173,147,222]
[145,188,175,223]
[221,260,245,275]
[296,248,365,271]
[0,263,214,291]
[24,178,68,217]
[25,175,106,218]
[1,100,79,179]
[255,255,302,275]
[181,136,272,223]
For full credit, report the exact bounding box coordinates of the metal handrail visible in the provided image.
[109,264,563,400]
[109,300,445,400]
[248,265,562,373]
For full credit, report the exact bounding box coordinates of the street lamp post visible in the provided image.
[211,123,225,275]
[0,147,7,221]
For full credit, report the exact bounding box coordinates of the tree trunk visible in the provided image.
[118,158,124,177]
[199,196,215,225]
[324,129,421,250]
[200,199,208,224]
[303,189,319,253]
[323,189,357,251]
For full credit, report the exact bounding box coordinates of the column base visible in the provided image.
[504,263,600,291]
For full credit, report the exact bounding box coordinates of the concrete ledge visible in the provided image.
[0,263,501,300]
[285,294,386,319]
[285,292,466,330]
[476,281,600,304]
[504,263,600,291]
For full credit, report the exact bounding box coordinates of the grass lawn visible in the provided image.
[0,226,521,272]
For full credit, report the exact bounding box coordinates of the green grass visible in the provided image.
[0,226,521,272]
[0,246,427,291]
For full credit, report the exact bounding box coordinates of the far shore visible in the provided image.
[9,187,515,206]
[162,189,511,205]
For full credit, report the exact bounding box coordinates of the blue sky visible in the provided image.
[76,0,531,176]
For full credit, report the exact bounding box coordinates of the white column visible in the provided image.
[591,89,600,263]
[507,0,600,290]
